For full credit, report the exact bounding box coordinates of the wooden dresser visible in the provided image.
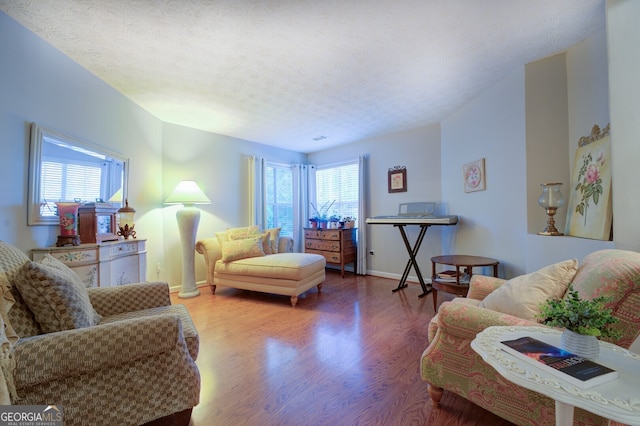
[304,228,357,277]
[31,239,147,288]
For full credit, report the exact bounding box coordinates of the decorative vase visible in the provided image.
[319,220,328,229]
[561,329,600,360]
[310,221,318,229]
[55,202,81,246]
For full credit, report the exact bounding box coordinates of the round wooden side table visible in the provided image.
[430,254,499,312]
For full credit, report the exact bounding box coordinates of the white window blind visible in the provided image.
[265,163,294,236]
[40,160,102,216]
[315,161,359,220]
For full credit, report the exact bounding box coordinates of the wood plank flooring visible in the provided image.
[171,269,515,426]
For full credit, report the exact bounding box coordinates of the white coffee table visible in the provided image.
[471,326,640,426]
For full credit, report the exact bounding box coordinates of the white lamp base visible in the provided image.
[176,205,201,298]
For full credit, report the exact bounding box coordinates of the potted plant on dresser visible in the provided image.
[537,285,621,359]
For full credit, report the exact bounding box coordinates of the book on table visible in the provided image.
[499,336,617,389]
[435,270,469,283]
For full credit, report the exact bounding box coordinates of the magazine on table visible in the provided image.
[499,336,617,389]
[435,270,469,283]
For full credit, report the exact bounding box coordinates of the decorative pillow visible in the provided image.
[260,232,272,255]
[264,227,281,254]
[13,255,101,333]
[0,269,18,345]
[227,225,261,241]
[478,258,578,321]
[220,237,265,263]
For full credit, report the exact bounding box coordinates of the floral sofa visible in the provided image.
[196,226,326,307]
[0,241,200,426]
[421,249,640,426]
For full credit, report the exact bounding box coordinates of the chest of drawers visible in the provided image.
[31,239,147,288]
[304,228,356,277]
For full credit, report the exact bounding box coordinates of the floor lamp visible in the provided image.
[165,180,211,298]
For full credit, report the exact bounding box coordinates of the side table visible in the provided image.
[430,254,498,311]
[471,326,640,426]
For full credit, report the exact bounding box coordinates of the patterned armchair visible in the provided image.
[0,242,200,426]
[420,249,640,426]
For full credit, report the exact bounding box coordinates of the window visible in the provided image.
[265,163,294,236]
[40,160,103,217]
[315,161,359,221]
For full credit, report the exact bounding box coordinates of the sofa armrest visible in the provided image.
[436,302,542,340]
[88,282,171,317]
[12,315,187,388]
[466,275,507,301]
[196,238,222,284]
[278,236,293,253]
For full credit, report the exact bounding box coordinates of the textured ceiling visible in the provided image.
[0,1,604,153]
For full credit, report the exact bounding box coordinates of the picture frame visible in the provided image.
[388,166,407,193]
[564,124,612,240]
[463,158,486,192]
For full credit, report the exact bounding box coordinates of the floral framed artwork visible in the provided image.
[463,158,486,192]
[388,166,407,193]
[564,124,612,240]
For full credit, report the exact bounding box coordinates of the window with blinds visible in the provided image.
[265,163,293,236]
[315,161,359,220]
[40,160,102,216]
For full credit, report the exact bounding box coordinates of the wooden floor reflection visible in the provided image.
[171,269,515,426]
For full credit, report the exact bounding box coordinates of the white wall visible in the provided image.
[308,124,442,284]
[0,11,164,267]
[441,68,528,278]
[607,0,640,252]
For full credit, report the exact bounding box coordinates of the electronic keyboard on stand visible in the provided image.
[366,203,458,298]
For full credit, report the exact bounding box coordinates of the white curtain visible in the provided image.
[357,155,368,275]
[248,156,265,228]
[292,164,311,252]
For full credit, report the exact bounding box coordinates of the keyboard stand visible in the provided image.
[393,224,431,297]
[365,215,458,298]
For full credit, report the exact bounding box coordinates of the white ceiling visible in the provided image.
[0,1,605,153]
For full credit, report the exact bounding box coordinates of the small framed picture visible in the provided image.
[463,158,486,192]
[388,166,407,193]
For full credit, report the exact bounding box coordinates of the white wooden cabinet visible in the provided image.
[31,239,147,288]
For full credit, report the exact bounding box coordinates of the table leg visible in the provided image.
[555,401,574,426]
[393,224,431,298]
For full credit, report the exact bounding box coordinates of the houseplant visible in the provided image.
[310,200,335,229]
[537,285,621,359]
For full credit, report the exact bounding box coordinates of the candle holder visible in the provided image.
[538,183,565,236]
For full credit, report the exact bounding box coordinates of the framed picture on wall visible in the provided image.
[564,124,612,240]
[388,166,407,193]
[463,158,486,192]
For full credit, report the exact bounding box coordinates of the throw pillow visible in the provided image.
[478,258,578,321]
[227,225,261,241]
[264,227,281,254]
[0,269,18,345]
[260,232,272,255]
[220,237,266,263]
[14,255,102,333]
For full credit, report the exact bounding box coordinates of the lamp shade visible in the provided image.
[538,182,565,209]
[164,181,211,205]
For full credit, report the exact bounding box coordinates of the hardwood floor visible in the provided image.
[171,269,515,426]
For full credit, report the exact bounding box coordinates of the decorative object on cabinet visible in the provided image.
[55,202,81,247]
[117,199,136,239]
[388,166,407,193]
[165,181,211,298]
[564,124,613,240]
[537,182,565,236]
[28,122,128,226]
[463,158,486,192]
[304,227,356,277]
[78,203,119,244]
[31,239,147,288]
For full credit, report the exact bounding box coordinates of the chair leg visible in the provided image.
[175,408,192,426]
[428,384,443,407]
[290,296,298,307]
[317,283,323,292]
[210,284,217,294]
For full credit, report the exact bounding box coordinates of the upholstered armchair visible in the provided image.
[421,249,640,426]
[0,241,200,426]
